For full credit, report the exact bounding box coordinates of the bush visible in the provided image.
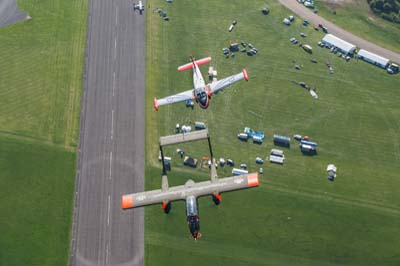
[368,0,400,23]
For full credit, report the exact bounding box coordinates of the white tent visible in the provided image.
[357,49,390,69]
[322,34,356,55]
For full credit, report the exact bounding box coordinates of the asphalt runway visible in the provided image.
[70,0,145,265]
[0,0,27,27]
[279,0,400,64]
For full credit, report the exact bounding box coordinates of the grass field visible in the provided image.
[315,0,400,54]
[145,0,400,265]
[0,1,87,265]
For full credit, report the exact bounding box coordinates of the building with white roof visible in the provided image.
[357,49,390,69]
[321,34,356,55]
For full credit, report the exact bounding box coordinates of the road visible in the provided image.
[70,0,145,265]
[279,0,400,64]
[0,0,27,27]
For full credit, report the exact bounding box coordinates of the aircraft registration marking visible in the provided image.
[137,195,146,201]
[234,178,244,184]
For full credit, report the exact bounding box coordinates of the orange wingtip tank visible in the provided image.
[121,195,134,209]
[242,69,249,81]
[247,173,259,187]
[214,193,222,201]
[153,98,159,111]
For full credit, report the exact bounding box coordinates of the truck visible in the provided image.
[244,127,265,140]
[238,133,249,141]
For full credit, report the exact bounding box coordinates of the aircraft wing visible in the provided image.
[153,89,194,110]
[209,69,249,94]
[122,173,259,209]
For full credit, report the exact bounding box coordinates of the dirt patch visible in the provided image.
[321,0,360,9]
[0,0,28,27]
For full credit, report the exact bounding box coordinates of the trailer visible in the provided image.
[300,140,318,147]
[273,134,291,147]
[195,121,206,130]
[232,168,249,176]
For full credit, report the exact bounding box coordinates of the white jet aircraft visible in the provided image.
[153,56,249,111]
[133,1,144,14]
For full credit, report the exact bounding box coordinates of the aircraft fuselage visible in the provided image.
[186,195,201,240]
[192,62,210,109]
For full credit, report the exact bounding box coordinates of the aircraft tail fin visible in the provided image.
[177,57,212,71]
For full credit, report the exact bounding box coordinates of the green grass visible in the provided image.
[145,0,400,265]
[0,0,87,148]
[314,0,400,54]
[0,1,87,265]
[0,136,76,266]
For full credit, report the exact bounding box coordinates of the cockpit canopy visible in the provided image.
[186,195,198,216]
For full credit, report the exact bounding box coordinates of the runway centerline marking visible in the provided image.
[109,151,113,180]
[112,71,116,96]
[115,5,118,26]
[107,195,111,226]
[114,38,117,60]
[111,110,114,139]
[105,244,109,265]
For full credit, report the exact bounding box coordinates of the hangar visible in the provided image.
[321,34,356,55]
[357,49,390,69]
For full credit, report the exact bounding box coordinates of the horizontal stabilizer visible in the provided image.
[178,57,212,71]
[160,129,209,147]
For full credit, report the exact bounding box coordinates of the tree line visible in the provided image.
[367,0,400,23]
